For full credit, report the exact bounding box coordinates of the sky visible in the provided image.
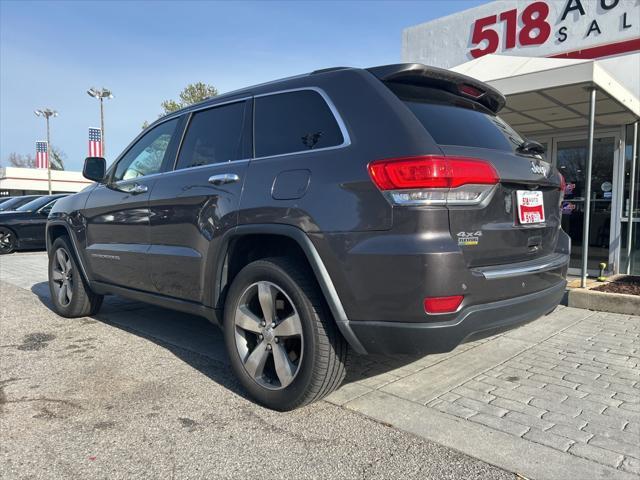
[0,0,486,171]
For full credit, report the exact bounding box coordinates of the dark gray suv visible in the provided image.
[47,64,569,410]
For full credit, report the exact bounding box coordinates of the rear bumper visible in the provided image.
[348,280,566,355]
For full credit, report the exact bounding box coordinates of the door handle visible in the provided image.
[208,173,240,186]
[130,183,148,194]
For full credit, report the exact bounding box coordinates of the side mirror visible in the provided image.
[83,157,106,182]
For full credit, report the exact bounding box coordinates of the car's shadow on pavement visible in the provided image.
[31,282,250,398]
[31,281,425,394]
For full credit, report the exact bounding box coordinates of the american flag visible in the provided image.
[35,141,49,169]
[89,127,103,157]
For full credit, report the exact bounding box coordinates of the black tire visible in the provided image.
[223,257,349,411]
[0,227,16,254]
[48,236,103,317]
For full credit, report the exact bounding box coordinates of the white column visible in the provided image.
[626,122,638,274]
[581,88,597,288]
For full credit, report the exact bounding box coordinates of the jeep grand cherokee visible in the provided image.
[47,64,569,410]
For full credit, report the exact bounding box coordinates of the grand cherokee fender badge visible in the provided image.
[457,231,482,246]
[90,253,120,261]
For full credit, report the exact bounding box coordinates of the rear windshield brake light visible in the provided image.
[459,84,484,99]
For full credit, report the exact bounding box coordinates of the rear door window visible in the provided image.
[175,101,249,170]
[254,90,344,158]
[387,83,524,152]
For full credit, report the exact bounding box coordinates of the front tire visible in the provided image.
[48,236,103,317]
[0,227,16,254]
[223,257,348,410]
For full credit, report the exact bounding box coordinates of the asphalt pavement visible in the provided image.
[0,252,514,480]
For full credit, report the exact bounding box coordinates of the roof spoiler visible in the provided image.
[367,63,506,114]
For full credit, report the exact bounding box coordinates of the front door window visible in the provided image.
[112,118,179,182]
[557,137,616,272]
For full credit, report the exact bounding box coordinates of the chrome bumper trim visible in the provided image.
[473,252,569,280]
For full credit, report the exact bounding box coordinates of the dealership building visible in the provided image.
[403,0,639,277]
[0,167,92,196]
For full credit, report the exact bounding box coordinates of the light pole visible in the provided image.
[34,108,58,195]
[87,87,113,157]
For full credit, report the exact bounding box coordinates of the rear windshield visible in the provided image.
[387,83,524,152]
[0,196,36,211]
[15,196,59,212]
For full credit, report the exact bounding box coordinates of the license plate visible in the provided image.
[516,190,545,224]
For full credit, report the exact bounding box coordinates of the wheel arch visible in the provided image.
[214,224,366,354]
[46,221,92,285]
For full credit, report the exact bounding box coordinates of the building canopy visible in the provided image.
[451,54,639,136]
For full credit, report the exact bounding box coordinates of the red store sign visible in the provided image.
[469,0,639,60]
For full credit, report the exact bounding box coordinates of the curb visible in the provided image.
[566,287,640,315]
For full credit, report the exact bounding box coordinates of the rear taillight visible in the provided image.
[368,155,499,206]
[558,173,566,205]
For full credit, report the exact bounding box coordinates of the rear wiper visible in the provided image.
[517,139,546,155]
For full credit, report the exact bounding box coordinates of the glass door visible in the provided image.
[556,136,617,273]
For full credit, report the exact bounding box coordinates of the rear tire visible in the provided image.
[0,227,16,254]
[223,257,348,410]
[48,236,103,317]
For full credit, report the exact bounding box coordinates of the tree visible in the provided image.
[6,152,35,168]
[143,82,218,129]
[4,146,65,170]
[50,146,65,171]
[161,82,218,114]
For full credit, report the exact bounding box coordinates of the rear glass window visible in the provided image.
[254,90,344,158]
[387,83,523,152]
[0,196,36,211]
[16,196,62,212]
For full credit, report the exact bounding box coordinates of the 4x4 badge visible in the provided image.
[457,231,482,246]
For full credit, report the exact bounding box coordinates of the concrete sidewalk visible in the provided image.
[327,309,640,479]
[2,252,639,480]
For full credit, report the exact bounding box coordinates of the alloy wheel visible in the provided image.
[51,248,74,306]
[0,229,14,253]
[233,281,303,390]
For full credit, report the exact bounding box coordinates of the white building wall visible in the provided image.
[0,167,92,194]
[403,0,640,75]
[598,53,640,99]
